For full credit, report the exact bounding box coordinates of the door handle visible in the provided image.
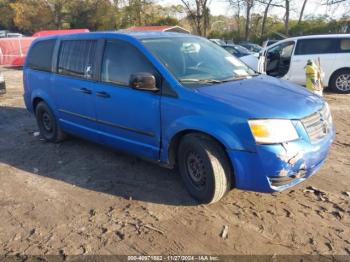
[96,91,110,98]
[79,87,92,94]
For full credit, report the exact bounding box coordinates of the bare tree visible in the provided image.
[228,0,254,40]
[181,0,211,36]
[255,0,284,38]
[244,0,254,40]
[323,0,348,4]
[258,0,274,37]
[284,0,290,35]
[298,0,307,24]
[227,0,244,38]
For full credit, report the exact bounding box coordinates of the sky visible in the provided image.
[160,0,347,19]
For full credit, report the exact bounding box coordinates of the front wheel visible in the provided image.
[178,134,232,204]
[35,101,66,143]
[330,69,350,94]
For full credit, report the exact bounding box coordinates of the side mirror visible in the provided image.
[129,73,159,92]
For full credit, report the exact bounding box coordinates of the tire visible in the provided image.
[35,101,66,143]
[329,69,350,94]
[177,134,232,204]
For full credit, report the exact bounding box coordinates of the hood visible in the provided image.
[196,75,324,119]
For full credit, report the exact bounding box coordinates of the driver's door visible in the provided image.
[95,39,161,160]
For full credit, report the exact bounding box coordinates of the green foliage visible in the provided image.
[0,0,183,34]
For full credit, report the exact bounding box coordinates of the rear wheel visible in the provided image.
[35,101,66,142]
[177,134,232,204]
[330,69,350,94]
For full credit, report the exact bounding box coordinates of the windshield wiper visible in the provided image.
[179,79,224,84]
[180,74,259,85]
[221,73,260,82]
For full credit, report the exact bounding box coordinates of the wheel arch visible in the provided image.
[167,129,236,189]
[32,97,44,113]
[328,67,350,88]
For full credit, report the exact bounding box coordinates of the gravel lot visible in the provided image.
[0,69,349,257]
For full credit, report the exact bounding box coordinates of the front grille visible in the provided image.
[301,105,332,143]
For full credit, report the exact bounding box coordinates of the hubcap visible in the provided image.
[42,112,52,132]
[186,151,206,188]
[335,74,350,91]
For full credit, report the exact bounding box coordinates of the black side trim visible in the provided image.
[59,109,95,121]
[58,109,155,137]
[97,119,154,137]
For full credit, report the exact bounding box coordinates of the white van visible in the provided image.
[257,34,350,94]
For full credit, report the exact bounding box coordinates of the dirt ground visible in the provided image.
[0,68,349,257]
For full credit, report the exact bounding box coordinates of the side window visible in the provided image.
[58,40,97,79]
[27,40,56,72]
[267,41,295,58]
[101,40,157,86]
[295,39,336,55]
[339,38,350,53]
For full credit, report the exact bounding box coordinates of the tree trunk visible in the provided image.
[261,0,273,38]
[298,0,307,24]
[245,0,253,40]
[284,0,289,36]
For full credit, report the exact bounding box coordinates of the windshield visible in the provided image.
[141,37,256,87]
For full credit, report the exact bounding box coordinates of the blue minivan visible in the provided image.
[23,32,334,203]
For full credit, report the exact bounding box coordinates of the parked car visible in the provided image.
[0,71,5,94]
[257,34,350,93]
[221,44,258,69]
[239,42,262,53]
[209,38,226,46]
[262,39,280,48]
[0,30,23,38]
[24,32,334,203]
[222,44,253,58]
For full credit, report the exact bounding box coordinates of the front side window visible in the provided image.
[142,37,255,87]
[295,38,336,55]
[27,40,56,72]
[58,40,97,79]
[101,40,157,86]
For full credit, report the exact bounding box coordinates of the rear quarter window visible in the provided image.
[27,40,56,72]
[339,39,350,53]
[295,38,336,55]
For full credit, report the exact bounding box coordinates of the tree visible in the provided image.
[227,0,244,38]
[298,0,307,24]
[180,0,210,36]
[10,0,55,34]
[228,0,254,40]
[284,0,290,35]
[259,0,274,37]
[0,0,16,31]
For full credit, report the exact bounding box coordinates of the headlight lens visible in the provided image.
[248,119,299,144]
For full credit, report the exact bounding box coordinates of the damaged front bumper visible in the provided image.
[228,125,335,193]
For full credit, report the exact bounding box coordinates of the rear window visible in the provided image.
[27,40,56,72]
[340,39,350,52]
[295,38,336,55]
[58,40,97,79]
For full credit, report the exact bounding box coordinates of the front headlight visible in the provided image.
[248,119,299,144]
